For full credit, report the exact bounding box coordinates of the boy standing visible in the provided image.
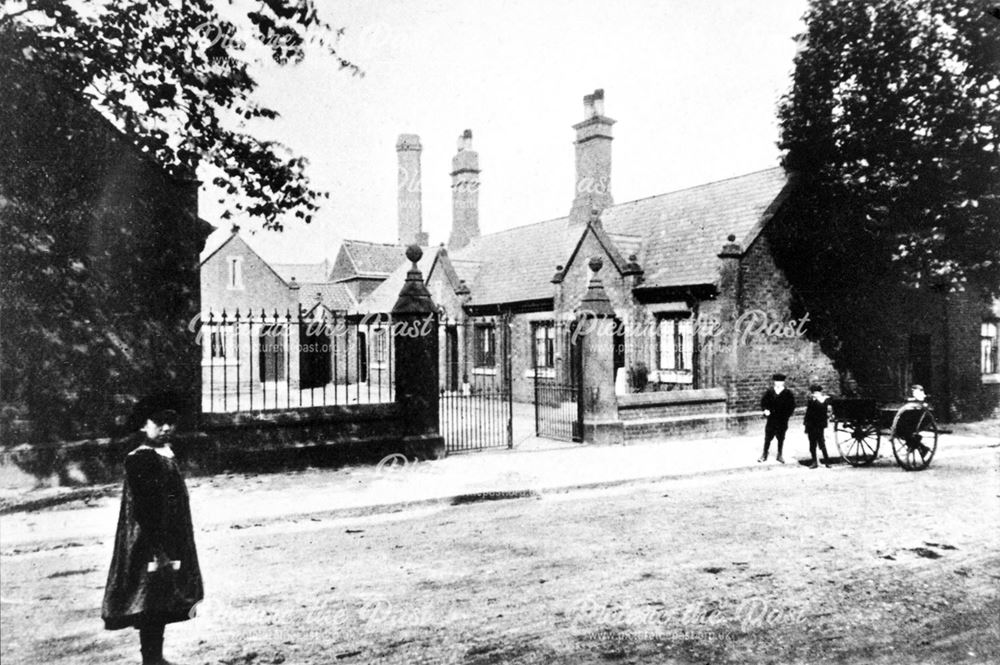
[804,384,832,468]
[103,407,203,665]
[758,373,795,463]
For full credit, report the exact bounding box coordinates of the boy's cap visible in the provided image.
[772,373,787,381]
[809,384,823,393]
[149,409,178,427]
[129,392,182,430]
[911,384,924,391]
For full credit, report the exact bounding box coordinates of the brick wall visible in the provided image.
[201,234,297,314]
[728,234,840,414]
[947,290,1000,419]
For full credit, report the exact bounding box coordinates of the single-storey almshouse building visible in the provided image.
[201,88,999,436]
[359,89,999,435]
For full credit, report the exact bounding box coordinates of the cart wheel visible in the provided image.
[835,421,880,466]
[891,408,938,471]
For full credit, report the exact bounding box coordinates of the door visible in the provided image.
[300,322,332,389]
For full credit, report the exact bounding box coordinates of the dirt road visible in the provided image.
[2,447,998,664]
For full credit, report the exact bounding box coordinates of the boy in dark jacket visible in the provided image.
[758,373,795,463]
[804,384,832,468]
[103,406,203,665]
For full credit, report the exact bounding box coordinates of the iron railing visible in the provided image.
[439,316,513,452]
[533,319,583,442]
[200,308,394,413]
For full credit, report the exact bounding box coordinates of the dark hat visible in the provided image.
[809,384,823,393]
[129,392,182,431]
[149,409,178,427]
[772,373,787,382]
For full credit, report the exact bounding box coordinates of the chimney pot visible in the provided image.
[593,89,605,116]
[583,93,595,118]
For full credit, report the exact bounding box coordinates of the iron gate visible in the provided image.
[533,319,583,442]
[440,315,513,453]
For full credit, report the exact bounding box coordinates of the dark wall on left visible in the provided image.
[1,43,211,442]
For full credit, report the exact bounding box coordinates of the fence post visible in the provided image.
[391,245,445,459]
[575,256,624,445]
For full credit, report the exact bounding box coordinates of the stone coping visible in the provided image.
[618,387,727,408]
[199,402,400,429]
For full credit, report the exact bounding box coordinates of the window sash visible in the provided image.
[373,328,388,364]
[533,323,554,369]
[474,325,496,367]
[206,323,235,361]
[983,322,999,375]
[657,317,693,371]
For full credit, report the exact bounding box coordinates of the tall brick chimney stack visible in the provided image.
[448,129,480,251]
[569,89,615,226]
[396,133,427,246]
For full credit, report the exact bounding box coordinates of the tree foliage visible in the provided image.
[1,0,358,229]
[0,0,357,440]
[772,0,1000,391]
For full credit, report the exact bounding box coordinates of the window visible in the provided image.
[206,323,234,363]
[373,328,388,364]
[227,256,244,290]
[474,324,496,367]
[532,322,555,369]
[982,321,999,375]
[211,328,228,359]
[258,324,286,381]
[656,316,693,371]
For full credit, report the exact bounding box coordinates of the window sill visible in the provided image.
[472,367,497,375]
[653,370,693,384]
[982,373,1000,385]
[525,368,556,379]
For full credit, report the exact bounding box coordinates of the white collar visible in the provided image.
[137,443,174,459]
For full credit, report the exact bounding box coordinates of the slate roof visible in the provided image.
[298,283,357,312]
[340,240,408,278]
[603,167,789,288]
[350,248,436,315]
[450,167,789,306]
[272,261,331,283]
[453,217,580,306]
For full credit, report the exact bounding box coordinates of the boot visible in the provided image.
[808,460,818,469]
[757,454,768,463]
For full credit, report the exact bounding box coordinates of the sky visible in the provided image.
[200,0,809,264]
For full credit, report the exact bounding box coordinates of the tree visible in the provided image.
[1,0,359,229]
[772,0,1000,391]
[0,0,357,440]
